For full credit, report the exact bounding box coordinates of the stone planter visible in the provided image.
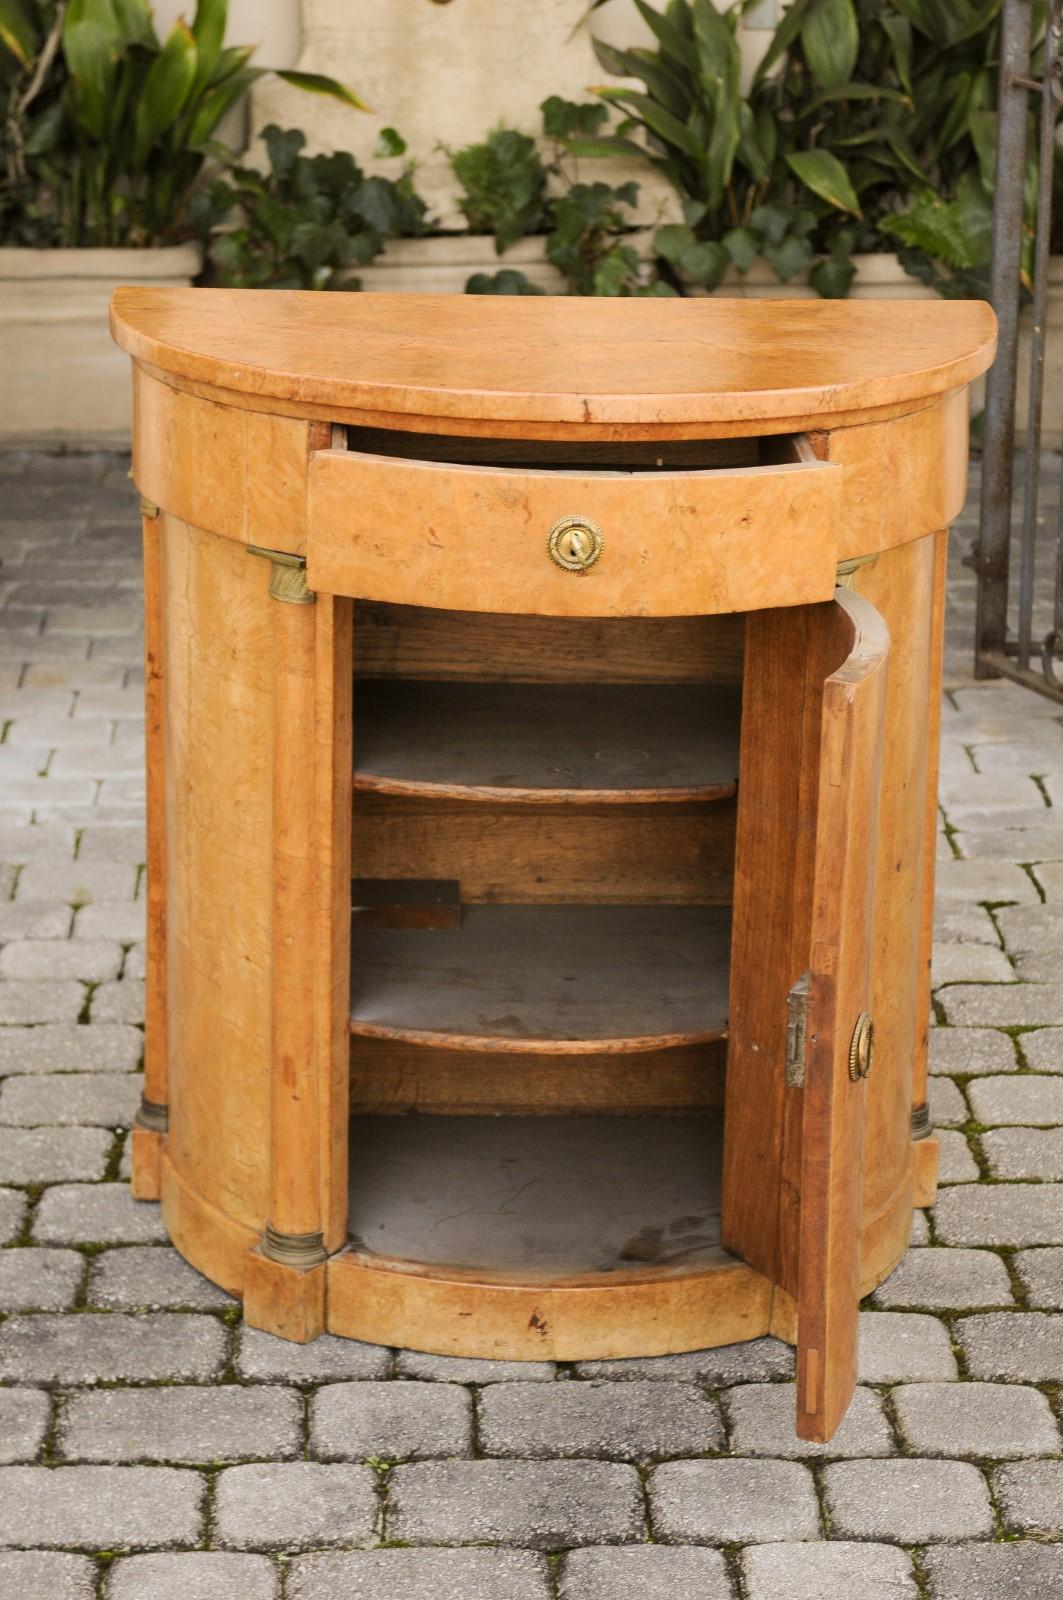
[0,243,202,443]
[358,230,659,296]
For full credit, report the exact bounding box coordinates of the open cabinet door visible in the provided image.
[796,589,889,1442]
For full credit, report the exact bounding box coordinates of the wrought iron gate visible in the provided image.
[975,0,1063,698]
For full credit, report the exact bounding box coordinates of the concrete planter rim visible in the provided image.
[0,242,202,280]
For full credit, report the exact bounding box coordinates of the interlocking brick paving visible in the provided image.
[2,450,1063,1595]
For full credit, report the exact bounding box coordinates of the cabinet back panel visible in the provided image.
[354,603,745,686]
[351,795,737,906]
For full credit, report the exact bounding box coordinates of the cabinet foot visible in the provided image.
[912,1135,940,1208]
[243,1248,326,1342]
[130,1127,164,1201]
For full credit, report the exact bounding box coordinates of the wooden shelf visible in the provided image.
[349,903,731,1053]
[347,1112,727,1275]
[353,681,740,804]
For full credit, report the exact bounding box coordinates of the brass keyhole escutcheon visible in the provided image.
[849,1011,875,1082]
[548,515,603,573]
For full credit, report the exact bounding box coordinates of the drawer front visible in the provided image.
[307,449,842,617]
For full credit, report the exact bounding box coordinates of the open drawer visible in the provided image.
[306,433,843,617]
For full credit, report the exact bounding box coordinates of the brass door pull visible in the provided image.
[849,1012,875,1081]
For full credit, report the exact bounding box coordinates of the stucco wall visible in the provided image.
[249,0,683,230]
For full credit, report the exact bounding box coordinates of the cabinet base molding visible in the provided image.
[244,1249,327,1342]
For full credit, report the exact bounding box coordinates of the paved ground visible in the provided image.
[1,450,1063,1599]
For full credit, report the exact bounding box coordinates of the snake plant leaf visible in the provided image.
[208,43,256,88]
[565,134,654,162]
[190,0,226,97]
[801,0,859,89]
[275,70,369,112]
[690,0,741,206]
[804,82,912,112]
[111,0,155,45]
[594,87,703,158]
[631,0,700,72]
[0,0,38,68]
[752,0,816,86]
[131,17,198,167]
[185,70,250,147]
[786,149,861,215]
[878,13,912,96]
[63,2,123,143]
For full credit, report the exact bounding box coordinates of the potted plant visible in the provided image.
[0,0,362,439]
[361,98,669,295]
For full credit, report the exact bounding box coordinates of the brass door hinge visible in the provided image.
[786,971,811,1088]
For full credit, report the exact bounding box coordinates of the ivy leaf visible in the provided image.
[786,150,861,215]
[764,234,814,282]
[374,126,407,159]
[722,226,757,272]
[654,221,698,263]
[811,254,856,297]
[679,239,728,287]
[465,269,547,295]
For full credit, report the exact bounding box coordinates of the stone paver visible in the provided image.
[388,1460,644,1548]
[933,945,1014,985]
[981,1124,1063,1177]
[0,1184,26,1242]
[1023,1028,1063,1070]
[929,1029,1017,1076]
[87,1245,234,1310]
[928,1078,968,1128]
[955,1310,1063,1380]
[0,1245,84,1309]
[236,1328,391,1383]
[0,938,122,981]
[993,1460,1063,1534]
[1014,1246,1063,1306]
[393,1349,556,1383]
[287,1549,552,1600]
[559,1545,734,1599]
[936,1129,980,1183]
[941,983,1063,1027]
[822,1459,993,1542]
[858,1312,958,1381]
[0,1312,226,1384]
[892,1381,1059,1457]
[922,1542,1063,1599]
[60,1386,302,1464]
[0,1466,203,1549]
[0,1552,97,1599]
[214,1463,378,1551]
[574,1337,794,1385]
[967,1073,1063,1124]
[0,1070,139,1126]
[0,1387,51,1462]
[725,1383,893,1458]
[33,1184,167,1244]
[649,1459,820,1543]
[0,979,85,1023]
[741,1542,918,1599]
[0,1022,142,1074]
[872,1248,1014,1310]
[311,1380,472,1461]
[0,1125,112,1182]
[478,1379,722,1460]
[933,1183,1063,1244]
[106,1554,280,1600]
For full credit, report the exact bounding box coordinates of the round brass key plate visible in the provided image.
[849,1011,875,1082]
[548,515,603,572]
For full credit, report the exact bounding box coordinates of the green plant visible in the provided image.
[194,124,428,289]
[0,0,364,247]
[579,0,1055,298]
[453,97,672,296]
[450,125,548,251]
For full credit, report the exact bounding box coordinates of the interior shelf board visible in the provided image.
[349,903,731,1054]
[347,1111,728,1277]
[353,681,740,804]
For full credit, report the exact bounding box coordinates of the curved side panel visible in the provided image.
[163,516,274,1234]
[161,1148,258,1299]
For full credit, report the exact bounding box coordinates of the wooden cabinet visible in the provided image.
[112,290,995,1441]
